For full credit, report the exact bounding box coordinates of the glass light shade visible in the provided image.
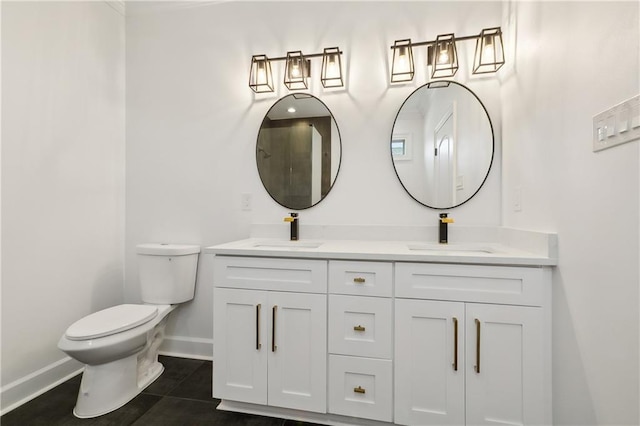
[431,34,458,79]
[284,51,309,90]
[321,47,344,88]
[249,55,274,93]
[473,27,505,74]
[391,39,414,83]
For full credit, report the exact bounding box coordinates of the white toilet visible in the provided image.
[58,243,200,418]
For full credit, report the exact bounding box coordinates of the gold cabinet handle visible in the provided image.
[353,325,365,332]
[256,304,262,350]
[474,318,481,374]
[353,277,366,284]
[452,317,458,371]
[272,305,277,352]
[353,386,366,394]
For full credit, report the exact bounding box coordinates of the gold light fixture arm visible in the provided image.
[389,32,498,50]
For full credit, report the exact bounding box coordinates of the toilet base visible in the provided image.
[66,306,173,418]
[73,354,164,418]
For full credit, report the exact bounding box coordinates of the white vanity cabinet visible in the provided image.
[212,256,327,413]
[208,235,554,426]
[394,263,550,426]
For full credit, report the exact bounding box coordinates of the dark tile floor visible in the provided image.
[1,356,316,426]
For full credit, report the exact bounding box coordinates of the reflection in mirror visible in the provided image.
[391,81,494,209]
[257,94,341,210]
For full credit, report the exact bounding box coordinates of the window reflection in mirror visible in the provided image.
[390,81,494,209]
[391,134,412,161]
[257,94,341,210]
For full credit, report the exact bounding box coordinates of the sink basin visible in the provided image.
[407,243,496,254]
[252,240,323,249]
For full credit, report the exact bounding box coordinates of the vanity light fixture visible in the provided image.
[249,47,344,93]
[390,39,415,83]
[473,27,505,74]
[390,27,504,83]
[284,51,311,90]
[249,54,274,93]
[432,34,458,78]
[321,47,344,88]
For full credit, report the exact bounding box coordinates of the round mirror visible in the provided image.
[390,81,494,209]
[257,94,342,210]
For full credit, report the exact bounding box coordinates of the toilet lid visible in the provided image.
[65,304,158,341]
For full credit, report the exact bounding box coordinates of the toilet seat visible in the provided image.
[65,304,158,341]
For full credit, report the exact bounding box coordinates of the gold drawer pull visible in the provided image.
[256,304,262,350]
[272,305,277,352]
[474,318,481,374]
[353,277,366,284]
[452,317,458,371]
[353,325,366,332]
[353,386,366,394]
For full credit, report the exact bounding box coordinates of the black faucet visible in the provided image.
[439,213,454,244]
[284,213,299,241]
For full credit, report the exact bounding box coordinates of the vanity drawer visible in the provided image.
[213,256,327,293]
[395,263,546,306]
[328,261,392,297]
[328,355,392,422]
[329,295,392,359]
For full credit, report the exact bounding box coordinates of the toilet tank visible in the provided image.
[136,243,200,304]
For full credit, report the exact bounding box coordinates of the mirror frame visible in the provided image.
[256,93,342,210]
[390,80,495,209]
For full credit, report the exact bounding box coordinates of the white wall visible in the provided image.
[124,1,503,352]
[501,1,639,424]
[1,1,125,411]
[2,1,637,424]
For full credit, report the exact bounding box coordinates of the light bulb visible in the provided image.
[257,62,267,84]
[291,62,301,78]
[438,48,449,64]
[483,44,494,62]
[326,55,339,78]
[482,35,495,63]
[397,47,409,72]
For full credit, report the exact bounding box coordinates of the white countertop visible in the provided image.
[205,234,557,266]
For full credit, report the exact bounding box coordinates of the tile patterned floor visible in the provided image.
[1,356,317,426]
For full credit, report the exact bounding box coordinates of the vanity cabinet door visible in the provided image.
[267,291,327,413]
[394,299,465,426]
[465,304,545,426]
[213,288,268,405]
[214,289,327,413]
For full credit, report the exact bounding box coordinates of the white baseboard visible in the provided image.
[0,335,212,415]
[159,335,213,361]
[0,357,83,416]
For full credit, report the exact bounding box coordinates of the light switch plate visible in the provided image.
[593,94,640,152]
[513,186,522,212]
[241,193,252,211]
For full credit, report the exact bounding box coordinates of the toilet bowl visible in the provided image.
[58,243,199,418]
